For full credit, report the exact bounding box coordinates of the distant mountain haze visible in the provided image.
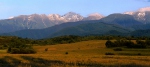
[1,7,150,39]
[0,12,104,33]
[124,7,150,24]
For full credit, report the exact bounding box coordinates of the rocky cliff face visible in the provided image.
[124,7,150,24]
[83,13,104,20]
[0,12,104,33]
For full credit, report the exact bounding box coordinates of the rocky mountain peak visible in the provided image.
[123,7,150,23]
[83,13,104,21]
[64,12,78,15]
[124,12,134,15]
[88,13,104,20]
[48,14,62,20]
[8,16,14,19]
[88,13,103,16]
[138,7,150,12]
[124,7,150,15]
[62,12,84,22]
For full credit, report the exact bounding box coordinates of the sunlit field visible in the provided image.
[0,40,150,67]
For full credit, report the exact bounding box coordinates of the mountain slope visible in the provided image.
[83,13,104,20]
[124,7,150,24]
[100,13,142,27]
[49,22,131,37]
[2,20,101,39]
[130,29,150,37]
[0,12,104,34]
[2,21,131,39]
[131,23,150,30]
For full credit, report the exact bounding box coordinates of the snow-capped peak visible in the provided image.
[124,7,150,23]
[48,14,61,18]
[124,12,134,15]
[48,14,61,20]
[47,14,65,23]
[138,7,150,12]
[88,13,103,17]
[83,13,104,20]
[8,16,14,19]
[124,7,150,15]
[62,12,83,22]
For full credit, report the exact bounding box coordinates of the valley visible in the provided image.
[0,40,150,67]
[1,7,150,39]
[0,6,150,67]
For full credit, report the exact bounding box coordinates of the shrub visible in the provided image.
[105,39,147,48]
[7,47,11,53]
[145,39,150,46]
[45,48,48,51]
[10,48,20,54]
[105,40,114,48]
[0,46,3,49]
[10,48,36,54]
[7,41,36,54]
[105,52,115,55]
[113,48,123,51]
[137,53,141,55]
[65,52,68,54]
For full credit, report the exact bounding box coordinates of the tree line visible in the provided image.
[0,35,150,54]
[105,39,150,48]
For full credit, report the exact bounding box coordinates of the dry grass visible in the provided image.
[0,40,150,67]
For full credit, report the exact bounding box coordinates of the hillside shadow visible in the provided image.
[0,57,12,67]
[0,56,148,67]
[20,56,104,67]
[21,56,65,67]
[0,56,22,67]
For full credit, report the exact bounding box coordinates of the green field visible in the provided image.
[0,40,150,67]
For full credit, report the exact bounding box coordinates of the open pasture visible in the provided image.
[0,40,150,67]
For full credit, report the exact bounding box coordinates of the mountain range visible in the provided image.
[0,12,104,33]
[1,7,150,39]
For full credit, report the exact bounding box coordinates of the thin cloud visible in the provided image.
[136,0,150,2]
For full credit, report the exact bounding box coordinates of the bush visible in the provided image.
[0,46,3,49]
[7,47,11,53]
[8,48,36,54]
[105,40,114,48]
[137,53,141,55]
[105,52,115,55]
[113,48,123,51]
[10,48,20,54]
[0,45,7,50]
[10,48,36,54]
[7,41,36,54]
[145,39,150,46]
[105,39,147,48]
[65,52,68,54]
[45,48,48,51]
[134,44,146,48]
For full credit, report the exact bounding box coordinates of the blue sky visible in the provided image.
[0,0,150,19]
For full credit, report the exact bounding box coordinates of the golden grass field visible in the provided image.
[0,40,150,67]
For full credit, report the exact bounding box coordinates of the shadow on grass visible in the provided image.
[0,56,149,67]
[21,56,64,67]
[0,56,22,67]
[0,57,13,67]
[20,56,104,67]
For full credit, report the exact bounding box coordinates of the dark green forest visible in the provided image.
[105,39,150,48]
[0,35,150,54]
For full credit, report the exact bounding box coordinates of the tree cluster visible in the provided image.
[7,40,36,54]
[105,39,150,48]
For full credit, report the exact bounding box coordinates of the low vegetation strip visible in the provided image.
[0,36,150,66]
[105,39,150,48]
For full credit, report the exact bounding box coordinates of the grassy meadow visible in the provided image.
[0,40,150,67]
